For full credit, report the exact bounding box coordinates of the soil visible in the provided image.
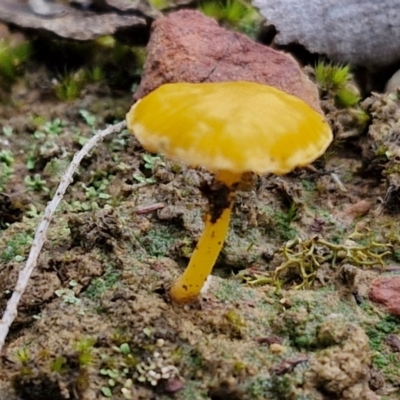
[1,23,400,400]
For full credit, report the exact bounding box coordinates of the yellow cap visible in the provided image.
[127,81,332,175]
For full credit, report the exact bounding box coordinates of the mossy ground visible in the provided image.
[1,21,400,400]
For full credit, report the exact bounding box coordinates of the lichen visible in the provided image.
[243,235,391,290]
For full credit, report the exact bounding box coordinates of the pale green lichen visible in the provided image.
[243,235,391,290]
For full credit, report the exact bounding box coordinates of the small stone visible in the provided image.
[385,69,400,93]
[0,1,147,41]
[369,276,400,317]
[136,364,144,374]
[156,338,165,347]
[121,387,132,399]
[134,9,322,114]
[386,334,400,352]
[270,343,286,354]
[163,377,184,393]
[148,370,160,379]
[279,298,292,308]
[336,200,371,222]
[28,0,67,17]
[160,365,174,375]
[124,379,133,388]
[161,365,179,379]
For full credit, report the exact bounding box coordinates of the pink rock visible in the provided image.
[369,276,400,316]
[134,10,322,114]
[336,200,371,222]
[163,377,184,393]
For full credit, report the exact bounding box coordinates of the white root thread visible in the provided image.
[0,120,126,353]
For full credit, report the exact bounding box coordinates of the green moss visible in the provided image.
[261,205,298,242]
[148,0,169,9]
[246,376,269,398]
[265,375,295,398]
[16,347,31,365]
[0,39,32,81]
[314,61,361,109]
[271,288,360,350]
[0,231,34,262]
[315,62,351,93]
[54,69,85,101]
[177,380,209,400]
[365,315,400,384]
[214,279,255,303]
[84,264,121,300]
[50,356,66,373]
[278,308,321,350]
[336,86,361,107]
[0,149,14,191]
[376,316,399,334]
[246,373,308,400]
[366,316,398,353]
[199,0,261,37]
[225,309,246,327]
[75,337,96,366]
[25,174,49,193]
[301,179,316,192]
[13,346,90,400]
[139,224,179,258]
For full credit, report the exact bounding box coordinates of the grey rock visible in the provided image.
[0,0,153,41]
[252,0,400,68]
[28,0,67,17]
[385,69,400,93]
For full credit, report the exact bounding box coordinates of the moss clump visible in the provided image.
[0,39,31,82]
[366,315,400,385]
[362,92,400,213]
[13,352,89,400]
[314,61,360,108]
[199,0,261,37]
[307,318,375,399]
[270,289,360,350]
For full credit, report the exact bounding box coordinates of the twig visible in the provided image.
[330,172,347,192]
[0,120,127,353]
[272,356,309,375]
[136,202,166,214]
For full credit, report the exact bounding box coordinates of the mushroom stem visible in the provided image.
[169,170,242,303]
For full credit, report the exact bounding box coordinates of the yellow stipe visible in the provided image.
[169,170,241,303]
[169,204,233,303]
[215,170,243,187]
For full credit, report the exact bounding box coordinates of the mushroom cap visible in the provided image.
[126,81,332,175]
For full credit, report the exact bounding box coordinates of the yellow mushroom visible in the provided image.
[126,81,332,303]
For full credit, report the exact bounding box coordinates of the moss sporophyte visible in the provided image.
[126,81,332,303]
